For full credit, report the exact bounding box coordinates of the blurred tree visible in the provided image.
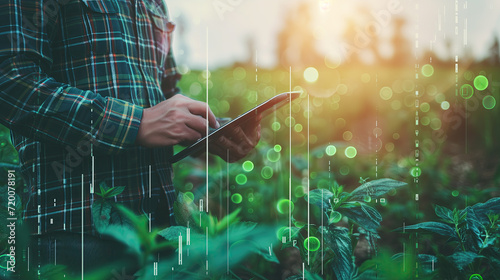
[341,18,362,65]
[390,17,411,66]
[486,35,500,66]
[277,2,321,68]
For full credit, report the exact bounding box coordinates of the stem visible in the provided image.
[456,224,476,272]
[455,225,466,252]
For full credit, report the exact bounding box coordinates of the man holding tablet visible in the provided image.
[0,0,260,277]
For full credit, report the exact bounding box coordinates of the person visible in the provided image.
[0,0,260,277]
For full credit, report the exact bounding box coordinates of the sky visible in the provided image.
[166,0,500,70]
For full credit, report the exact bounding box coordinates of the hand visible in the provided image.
[135,95,219,147]
[208,114,262,162]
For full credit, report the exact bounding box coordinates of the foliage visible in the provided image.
[282,178,407,280]
[386,199,500,279]
[138,199,279,280]
[91,182,176,265]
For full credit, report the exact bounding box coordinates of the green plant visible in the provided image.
[138,197,280,279]
[281,178,407,280]
[91,182,176,266]
[386,198,500,279]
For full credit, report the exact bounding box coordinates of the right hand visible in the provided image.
[135,94,219,147]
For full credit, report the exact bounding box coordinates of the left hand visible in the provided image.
[209,114,262,162]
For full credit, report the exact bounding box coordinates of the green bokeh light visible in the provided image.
[329,211,342,223]
[233,67,247,80]
[285,116,296,127]
[421,64,434,77]
[267,149,281,162]
[0,254,12,269]
[435,93,446,103]
[469,274,483,280]
[261,166,274,179]
[294,220,305,228]
[339,166,350,175]
[430,118,442,130]
[277,226,299,241]
[277,199,294,214]
[304,237,321,251]
[242,161,254,172]
[231,193,243,204]
[379,86,393,100]
[460,84,474,99]
[184,182,194,191]
[235,174,248,185]
[464,70,474,81]
[326,145,337,156]
[364,195,372,203]
[295,186,305,197]
[274,144,282,152]
[474,75,488,91]
[345,146,357,158]
[441,101,450,110]
[183,192,194,203]
[272,122,281,131]
[420,102,430,112]
[452,190,460,197]
[294,124,303,132]
[483,95,496,109]
[421,116,430,126]
[410,166,422,177]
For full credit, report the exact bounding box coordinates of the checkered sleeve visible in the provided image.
[0,0,143,154]
[161,49,182,99]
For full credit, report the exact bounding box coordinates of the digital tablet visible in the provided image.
[169,91,301,163]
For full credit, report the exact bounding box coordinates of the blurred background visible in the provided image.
[166,0,500,220]
[1,0,500,278]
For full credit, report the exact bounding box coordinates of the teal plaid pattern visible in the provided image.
[0,0,180,234]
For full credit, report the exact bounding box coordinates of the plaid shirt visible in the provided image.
[0,0,180,235]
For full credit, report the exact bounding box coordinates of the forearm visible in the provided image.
[0,54,143,153]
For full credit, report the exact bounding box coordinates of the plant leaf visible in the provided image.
[397,222,457,238]
[349,178,407,201]
[216,208,241,233]
[158,226,189,241]
[321,225,354,280]
[100,224,142,256]
[459,207,483,252]
[472,197,500,222]
[106,186,125,197]
[40,264,69,280]
[91,199,111,233]
[305,188,334,210]
[434,204,454,223]
[446,251,484,270]
[340,202,382,233]
[417,254,438,275]
[251,241,280,264]
[286,270,323,280]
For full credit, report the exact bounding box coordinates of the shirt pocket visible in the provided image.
[63,0,124,58]
[145,2,175,63]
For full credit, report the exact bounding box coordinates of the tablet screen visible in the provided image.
[169,91,301,163]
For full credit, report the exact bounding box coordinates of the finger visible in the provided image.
[185,114,209,136]
[186,100,219,129]
[242,114,262,132]
[180,124,203,143]
[233,126,254,149]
